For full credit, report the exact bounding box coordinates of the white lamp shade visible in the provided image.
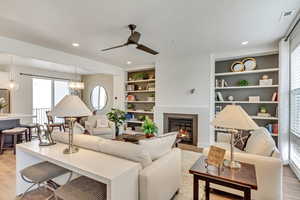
[211,105,258,130]
[50,95,92,117]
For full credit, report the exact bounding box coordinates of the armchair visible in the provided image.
[85,115,115,139]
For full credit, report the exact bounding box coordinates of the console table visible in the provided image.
[189,155,257,200]
[16,141,141,200]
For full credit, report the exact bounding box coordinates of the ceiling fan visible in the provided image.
[101,24,159,55]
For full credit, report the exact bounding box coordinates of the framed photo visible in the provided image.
[0,89,10,113]
[206,145,226,168]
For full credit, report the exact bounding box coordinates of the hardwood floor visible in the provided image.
[0,149,299,200]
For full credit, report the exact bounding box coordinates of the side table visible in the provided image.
[189,155,257,200]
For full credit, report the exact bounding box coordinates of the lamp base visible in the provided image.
[63,146,79,154]
[224,159,241,169]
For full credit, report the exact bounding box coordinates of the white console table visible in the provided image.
[16,141,141,200]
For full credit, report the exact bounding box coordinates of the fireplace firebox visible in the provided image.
[163,113,198,146]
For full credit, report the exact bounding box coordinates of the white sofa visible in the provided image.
[205,127,282,200]
[84,115,115,139]
[52,131,181,200]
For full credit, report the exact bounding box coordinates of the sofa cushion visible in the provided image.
[52,132,103,152]
[139,132,177,160]
[234,131,251,151]
[245,128,276,156]
[98,139,152,168]
[96,118,109,128]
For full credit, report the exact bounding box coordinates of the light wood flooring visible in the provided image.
[0,148,300,200]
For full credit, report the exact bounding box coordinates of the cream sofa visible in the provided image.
[52,132,181,200]
[84,115,115,139]
[205,127,282,200]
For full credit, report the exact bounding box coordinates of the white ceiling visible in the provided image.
[0,0,299,68]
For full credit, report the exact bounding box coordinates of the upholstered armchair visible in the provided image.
[85,115,115,139]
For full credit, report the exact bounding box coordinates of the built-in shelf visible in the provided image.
[215,101,278,104]
[126,90,155,93]
[126,101,155,103]
[126,79,155,84]
[127,110,154,114]
[250,116,278,120]
[215,68,279,77]
[215,85,279,90]
[126,120,143,124]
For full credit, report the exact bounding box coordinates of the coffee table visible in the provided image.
[189,155,257,200]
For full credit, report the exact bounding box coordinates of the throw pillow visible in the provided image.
[98,139,152,168]
[96,118,109,128]
[139,132,177,160]
[245,127,276,156]
[234,131,251,151]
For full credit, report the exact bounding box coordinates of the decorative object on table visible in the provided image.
[231,61,245,72]
[216,92,224,101]
[127,95,135,101]
[0,97,8,114]
[147,94,155,102]
[205,145,226,172]
[242,57,257,71]
[238,80,249,86]
[106,108,126,137]
[141,117,158,138]
[249,96,260,102]
[271,92,278,101]
[50,95,92,154]
[37,125,56,146]
[211,105,259,168]
[259,74,273,86]
[257,106,271,117]
[227,96,234,101]
[126,84,135,91]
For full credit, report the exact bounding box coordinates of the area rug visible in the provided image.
[174,150,205,200]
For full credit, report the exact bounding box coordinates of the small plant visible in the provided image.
[132,73,144,80]
[106,108,126,136]
[137,115,146,121]
[127,103,135,110]
[142,117,158,138]
[238,80,249,86]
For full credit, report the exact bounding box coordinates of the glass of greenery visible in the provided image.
[106,108,126,137]
[142,117,158,138]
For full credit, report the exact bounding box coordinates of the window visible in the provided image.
[290,45,300,175]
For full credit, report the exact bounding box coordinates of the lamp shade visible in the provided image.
[50,95,92,117]
[211,105,258,130]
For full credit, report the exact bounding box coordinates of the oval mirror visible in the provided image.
[90,85,108,111]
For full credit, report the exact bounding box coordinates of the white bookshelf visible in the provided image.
[126,101,155,103]
[215,68,279,76]
[126,90,155,93]
[214,54,279,146]
[126,79,155,83]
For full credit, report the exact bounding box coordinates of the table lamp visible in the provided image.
[50,95,92,154]
[211,105,258,168]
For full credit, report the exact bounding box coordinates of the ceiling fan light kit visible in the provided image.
[102,24,159,55]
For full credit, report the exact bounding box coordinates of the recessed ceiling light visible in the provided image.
[72,43,80,47]
[241,41,249,45]
[127,61,132,65]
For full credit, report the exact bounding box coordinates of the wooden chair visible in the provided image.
[46,111,65,132]
[0,127,27,154]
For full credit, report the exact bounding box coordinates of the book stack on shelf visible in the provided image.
[214,54,280,145]
[125,68,155,131]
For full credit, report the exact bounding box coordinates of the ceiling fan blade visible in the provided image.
[136,44,159,55]
[128,32,141,44]
[102,44,127,51]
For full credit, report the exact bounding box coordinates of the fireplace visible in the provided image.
[163,113,198,146]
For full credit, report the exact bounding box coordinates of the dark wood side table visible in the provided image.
[189,155,257,200]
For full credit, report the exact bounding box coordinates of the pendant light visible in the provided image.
[9,55,19,90]
[69,66,84,90]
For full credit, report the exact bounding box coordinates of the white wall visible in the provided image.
[155,54,213,147]
[82,74,114,115]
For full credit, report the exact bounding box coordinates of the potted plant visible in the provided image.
[141,117,158,138]
[132,73,144,80]
[106,108,126,137]
[0,98,8,114]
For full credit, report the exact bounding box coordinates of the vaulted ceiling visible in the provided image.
[0,0,299,68]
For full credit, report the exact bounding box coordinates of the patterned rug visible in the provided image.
[174,150,205,200]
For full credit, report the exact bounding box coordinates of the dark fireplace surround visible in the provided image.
[163,113,198,146]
